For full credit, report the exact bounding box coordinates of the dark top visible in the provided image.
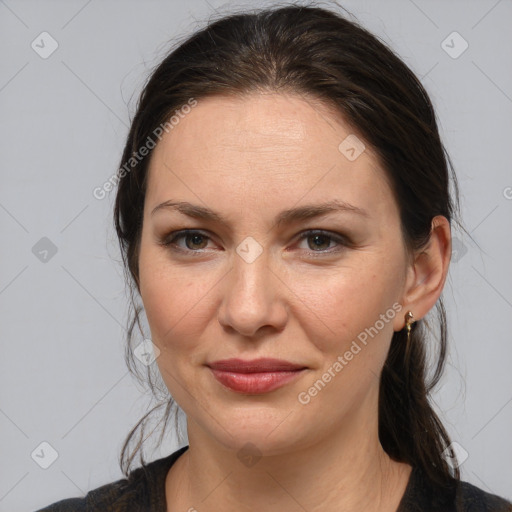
[36,445,511,511]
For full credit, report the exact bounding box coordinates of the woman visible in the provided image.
[37,3,511,511]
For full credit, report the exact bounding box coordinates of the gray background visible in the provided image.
[1,0,511,510]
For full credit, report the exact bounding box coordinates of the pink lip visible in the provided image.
[207,358,307,394]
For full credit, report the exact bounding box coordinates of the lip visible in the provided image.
[207,358,307,394]
[208,358,306,373]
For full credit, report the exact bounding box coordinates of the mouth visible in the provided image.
[207,358,308,394]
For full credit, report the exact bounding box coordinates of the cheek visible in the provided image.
[292,260,401,352]
[138,248,218,354]
[294,268,401,407]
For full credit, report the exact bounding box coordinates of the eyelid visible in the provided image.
[159,228,350,255]
[159,229,215,253]
[295,229,350,254]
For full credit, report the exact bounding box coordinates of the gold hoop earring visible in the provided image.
[405,311,414,343]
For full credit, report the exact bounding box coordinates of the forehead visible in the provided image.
[145,92,397,224]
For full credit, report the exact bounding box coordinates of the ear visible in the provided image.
[393,215,452,331]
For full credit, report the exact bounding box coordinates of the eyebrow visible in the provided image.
[151,199,369,227]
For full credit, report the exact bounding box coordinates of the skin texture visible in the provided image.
[137,92,452,512]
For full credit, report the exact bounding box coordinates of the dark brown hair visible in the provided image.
[114,1,464,492]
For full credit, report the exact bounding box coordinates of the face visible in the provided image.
[138,92,411,455]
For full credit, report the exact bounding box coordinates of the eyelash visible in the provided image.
[159,229,350,257]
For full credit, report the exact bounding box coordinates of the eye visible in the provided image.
[159,229,350,256]
[295,230,349,256]
[160,230,214,252]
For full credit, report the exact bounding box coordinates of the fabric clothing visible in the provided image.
[36,445,511,511]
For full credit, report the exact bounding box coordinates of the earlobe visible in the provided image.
[396,216,451,329]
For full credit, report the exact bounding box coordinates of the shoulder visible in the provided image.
[34,477,141,512]
[398,466,511,512]
[455,479,512,512]
[34,446,189,512]
[35,497,87,512]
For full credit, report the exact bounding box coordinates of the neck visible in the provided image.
[166,412,412,512]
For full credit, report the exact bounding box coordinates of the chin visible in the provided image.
[201,408,313,457]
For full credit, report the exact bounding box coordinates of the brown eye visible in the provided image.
[160,228,349,257]
[306,233,332,251]
[296,230,348,255]
[183,233,209,250]
[161,230,212,251]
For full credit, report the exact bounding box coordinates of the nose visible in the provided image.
[217,249,288,339]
